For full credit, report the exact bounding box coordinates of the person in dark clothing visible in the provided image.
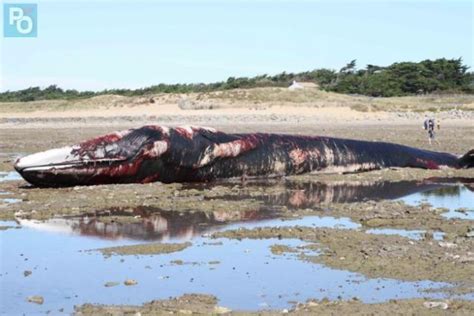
[423,117,439,145]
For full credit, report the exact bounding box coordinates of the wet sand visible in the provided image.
[75,293,474,315]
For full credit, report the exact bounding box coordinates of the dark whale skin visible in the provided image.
[14,125,473,187]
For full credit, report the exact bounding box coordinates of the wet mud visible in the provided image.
[75,293,474,315]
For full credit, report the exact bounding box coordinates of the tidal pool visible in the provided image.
[366,228,445,241]
[0,218,463,315]
[400,184,474,220]
[1,177,473,314]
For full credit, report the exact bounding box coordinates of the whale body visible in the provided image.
[14,125,474,187]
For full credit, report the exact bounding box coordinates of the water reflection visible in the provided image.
[401,184,474,220]
[16,178,472,241]
[250,180,461,208]
[18,208,275,241]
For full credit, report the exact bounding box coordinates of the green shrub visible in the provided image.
[0,58,471,102]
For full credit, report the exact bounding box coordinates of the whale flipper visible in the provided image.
[196,137,260,168]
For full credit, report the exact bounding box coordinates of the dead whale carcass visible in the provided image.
[14,125,474,187]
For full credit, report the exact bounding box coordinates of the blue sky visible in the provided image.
[0,0,472,92]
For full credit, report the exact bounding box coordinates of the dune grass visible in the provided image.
[0,87,472,113]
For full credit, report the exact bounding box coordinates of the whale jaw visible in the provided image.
[14,146,129,187]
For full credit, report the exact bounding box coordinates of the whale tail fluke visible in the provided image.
[459,149,474,168]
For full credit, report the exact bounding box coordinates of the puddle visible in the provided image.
[366,228,445,241]
[223,216,360,232]
[0,188,21,205]
[0,190,21,204]
[0,171,22,182]
[400,185,474,220]
[0,223,466,315]
[1,198,21,204]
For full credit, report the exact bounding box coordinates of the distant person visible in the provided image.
[423,116,439,145]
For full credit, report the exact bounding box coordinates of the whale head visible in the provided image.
[14,126,170,187]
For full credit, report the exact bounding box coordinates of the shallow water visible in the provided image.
[1,198,21,204]
[0,171,21,182]
[366,228,445,241]
[400,185,474,220]
[1,177,473,313]
[15,214,360,242]
[0,220,464,314]
[0,189,21,205]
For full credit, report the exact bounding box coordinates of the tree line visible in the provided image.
[0,58,472,102]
